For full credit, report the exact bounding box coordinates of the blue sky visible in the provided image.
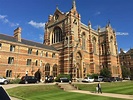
[0,0,133,52]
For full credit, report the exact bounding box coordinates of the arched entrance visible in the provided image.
[34,69,41,82]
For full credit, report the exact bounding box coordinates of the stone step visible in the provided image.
[57,83,78,91]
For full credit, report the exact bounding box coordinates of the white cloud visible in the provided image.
[94,11,101,16]
[116,32,129,36]
[0,15,7,19]
[28,20,45,29]
[93,25,99,29]
[0,14,19,27]
[0,15,9,23]
[39,34,44,41]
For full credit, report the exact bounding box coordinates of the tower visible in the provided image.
[44,1,121,78]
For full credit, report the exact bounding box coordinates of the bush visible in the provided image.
[55,74,70,82]
[90,74,99,79]
[10,78,21,84]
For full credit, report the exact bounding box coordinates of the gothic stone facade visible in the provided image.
[0,1,121,79]
[44,1,121,78]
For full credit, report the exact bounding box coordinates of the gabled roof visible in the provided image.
[119,51,126,55]
[126,48,133,54]
[0,34,57,51]
[54,8,64,15]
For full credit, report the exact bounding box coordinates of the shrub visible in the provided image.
[10,78,21,84]
[55,74,70,82]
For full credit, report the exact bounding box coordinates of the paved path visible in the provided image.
[67,90,133,100]
[10,97,21,100]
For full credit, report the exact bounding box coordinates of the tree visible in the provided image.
[121,66,131,79]
[100,67,111,78]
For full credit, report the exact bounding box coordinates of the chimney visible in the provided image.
[14,27,22,42]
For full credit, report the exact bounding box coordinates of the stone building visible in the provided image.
[119,48,133,74]
[0,27,59,79]
[44,0,121,78]
[0,0,121,79]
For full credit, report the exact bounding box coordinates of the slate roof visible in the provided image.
[100,27,106,32]
[0,34,57,51]
[126,49,133,54]
[119,51,125,55]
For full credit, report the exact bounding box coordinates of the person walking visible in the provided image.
[97,82,102,93]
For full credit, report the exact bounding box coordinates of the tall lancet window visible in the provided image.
[52,27,62,44]
[110,36,115,55]
[82,33,86,50]
[45,63,50,76]
[92,37,97,54]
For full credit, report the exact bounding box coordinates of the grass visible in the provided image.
[74,81,133,95]
[6,85,129,100]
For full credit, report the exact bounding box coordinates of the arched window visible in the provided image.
[40,61,43,66]
[36,50,38,55]
[53,64,57,77]
[35,60,38,66]
[45,63,50,76]
[92,37,97,54]
[52,27,62,44]
[6,70,12,77]
[46,52,48,57]
[52,53,56,58]
[110,36,115,55]
[102,44,105,55]
[82,33,86,50]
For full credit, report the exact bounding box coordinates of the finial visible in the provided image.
[56,4,58,9]
[120,48,124,53]
[97,26,100,31]
[88,21,91,25]
[88,21,91,28]
[72,0,76,9]
[106,19,111,27]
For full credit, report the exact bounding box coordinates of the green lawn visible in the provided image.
[75,81,133,95]
[7,85,129,100]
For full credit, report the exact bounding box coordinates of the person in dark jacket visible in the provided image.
[97,82,102,93]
